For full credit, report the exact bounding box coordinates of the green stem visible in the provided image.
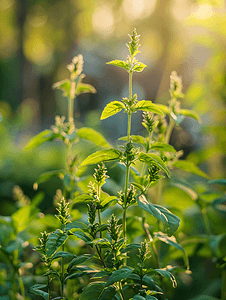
[222,268,226,300]
[97,184,102,238]
[119,282,125,300]
[95,245,107,268]
[202,207,211,235]
[61,225,65,297]
[18,275,25,299]
[164,117,175,144]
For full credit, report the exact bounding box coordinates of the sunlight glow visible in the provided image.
[92,5,114,37]
[122,0,157,20]
[194,4,214,19]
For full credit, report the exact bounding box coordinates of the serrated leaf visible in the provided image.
[154,269,177,288]
[172,160,209,179]
[138,195,180,236]
[178,109,201,123]
[51,251,76,261]
[139,152,170,177]
[46,230,68,257]
[77,127,111,148]
[52,79,71,97]
[80,149,122,167]
[24,130,54,150]
[67,254,93,272]
[106,60,129,70]
[65,221,88,231]
[106,267,133,286]
[208,179,226,186]
[154,232,189,268]
[136,100,164,115]
[100,101,125,120]
[35,170,64,184]
[77,83,96,95]
[80,282,105,300]
[150,142,176,152]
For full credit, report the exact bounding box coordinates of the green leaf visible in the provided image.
[12,205,39,232]
[29,287,48,300]
[65,221,88,231]
[100,101,125,120]
[92,270,112,279]
[80,149,122,167]
[106,267,133,286]
[208,179,226,186]
[52,79,71,97]
[24,130,54,150]
[35,170,64,184]
[72,231,92,242]
[145,296,158,300]
[132,295,146,300]
[100,196,117,208]
[77,83,96,95]
[212,198,226,212]
[73,194,94,203]
[67,254,93,272]
[138,195,180,236]
[133,62,147,72]
[154,232,189,268]
[154,269,177,288]
[172,160,209,179]
[119,135,146,147]
[121,243,141,253]
[80,282,105,300]
[99,285,117,300]
[150,142,176,152]
[139,152,170,177]
[155,104,170,114]
[46,230,68,257]
[135,101,164,115]
[77,127,111,148]
[106,60,129,71]
[178,109,201,123]
[51,251,76,261]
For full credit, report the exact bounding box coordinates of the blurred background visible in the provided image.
[0,0,226,209]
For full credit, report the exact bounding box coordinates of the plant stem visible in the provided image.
[61,225,65,297]
[18,275,25,299]
[164,117,175,145]
[222,268,226,300]
[201,207,211,235]
[97,184,102,238]
[95,245,107,268]
[118,282,125,300]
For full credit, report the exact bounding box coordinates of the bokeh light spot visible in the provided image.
[92,5,114,37]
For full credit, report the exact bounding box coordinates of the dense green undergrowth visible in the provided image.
[0,29,226,300]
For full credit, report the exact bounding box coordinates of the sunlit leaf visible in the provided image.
[52,251,76,261]
[100,101,125,120]
[24,130,54,150]
[77,83,96,95]
[172,160,209,178]
[119,135,146,147]
[77,127,111,148]
[65,221,88,231]
[139,152,170,177]
[150,142,176,152]
[80,149,122,167]
[136,100,164,115]
[155,104,170,114]
[133,62,147,72]
[178,109,201,123]
[72,231,92,242]
[106,60,130,70]
[52,79,71,97]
